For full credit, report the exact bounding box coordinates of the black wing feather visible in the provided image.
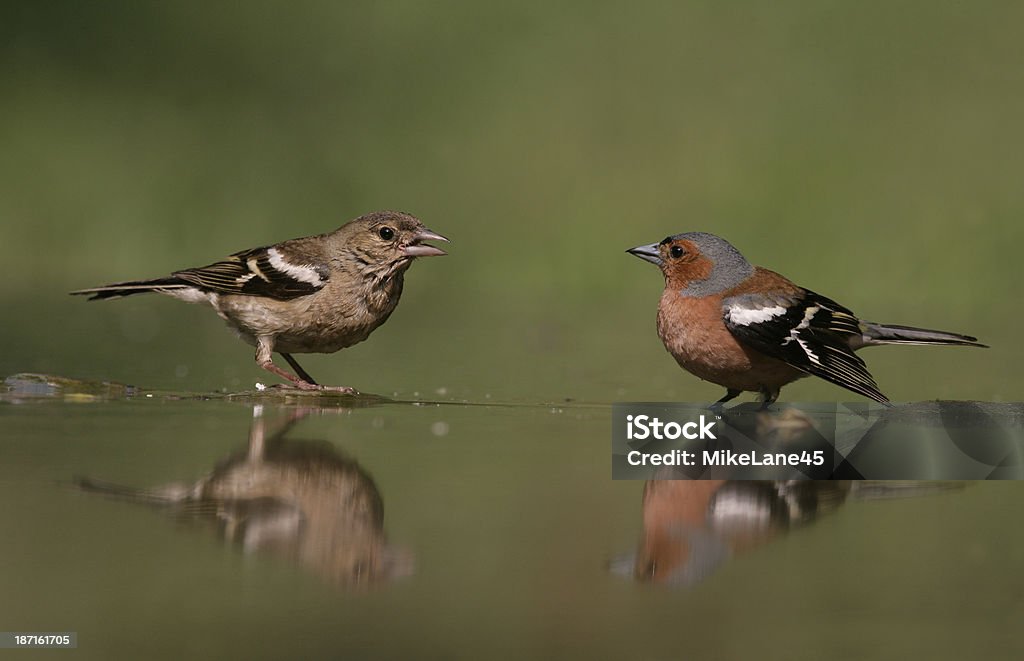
[723,290,889,403]
[172,246,328,301]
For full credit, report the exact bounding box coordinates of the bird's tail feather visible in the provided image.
[863,322,987,348]
[69,277,188,301]
[74,476,193,505]
[849,480,965,500]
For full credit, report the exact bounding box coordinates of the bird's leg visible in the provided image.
[758,387,780,411]
[281,353,319,385]
[274,347,357,394]
[710,388,741,412]
[255,338,318,391]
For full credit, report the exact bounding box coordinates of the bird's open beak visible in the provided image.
[403,229,450,257]
[627,243,663,266]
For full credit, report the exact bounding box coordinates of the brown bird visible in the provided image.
[72,211,448,391]
[627,232,985,406]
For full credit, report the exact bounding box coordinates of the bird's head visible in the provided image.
[337,210,449,276]
[627,232,753,296]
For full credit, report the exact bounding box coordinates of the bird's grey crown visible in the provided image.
[670,232,754,297]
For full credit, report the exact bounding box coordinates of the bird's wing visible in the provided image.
[722,289,888,403]
[172,242,330,301]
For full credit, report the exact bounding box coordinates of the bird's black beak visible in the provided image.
[627,243,663,266]
[403,229,449,257]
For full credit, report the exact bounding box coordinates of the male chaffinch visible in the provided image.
[627,479,848,586]
[628,232,985,405]
[625,477,957,587]
[72,211,448,392]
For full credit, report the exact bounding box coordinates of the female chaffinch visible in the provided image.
[73,211,448,392]
[628,232,985,406]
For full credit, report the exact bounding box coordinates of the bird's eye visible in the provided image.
[670,245,685,259]
[378,227,395,241]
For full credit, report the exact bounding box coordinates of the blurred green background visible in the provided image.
[2,1,1020,401]
[3,5,1024,659]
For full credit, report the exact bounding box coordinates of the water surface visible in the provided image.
[2,378,1021,659]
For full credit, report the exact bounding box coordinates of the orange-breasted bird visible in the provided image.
[72,211,448,392]
[627,232,985,406]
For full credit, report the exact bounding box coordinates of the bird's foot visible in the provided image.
[288,379,358,394]
[315,384,358,395]
[709,389,742,413]
[758,387,779,411]
[267,381,358,395]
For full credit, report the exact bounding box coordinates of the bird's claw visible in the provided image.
[317,385,358,395]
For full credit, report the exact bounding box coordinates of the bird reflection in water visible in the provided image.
[77,405,412,589]
[617,477,962,588]
[616,407,962,587]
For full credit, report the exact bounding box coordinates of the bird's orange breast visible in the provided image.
[656,289,801,392]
